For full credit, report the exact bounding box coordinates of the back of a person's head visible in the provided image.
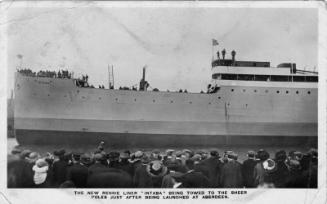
[210,150,219,157]
[257,149,270,162]
[247,150,256,159]
[59,180,75,188]
[275,150,287,163]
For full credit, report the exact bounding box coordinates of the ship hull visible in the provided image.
[15,129,317,147]
[13,73,318,147]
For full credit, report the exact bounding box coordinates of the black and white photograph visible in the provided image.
[1,1,326,203]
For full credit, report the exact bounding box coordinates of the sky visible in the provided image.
[4,4,318,94]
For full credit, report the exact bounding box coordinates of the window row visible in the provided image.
[212,74,318,82]
[229,89,312,94]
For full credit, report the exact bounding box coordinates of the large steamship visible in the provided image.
[13,49,318,147]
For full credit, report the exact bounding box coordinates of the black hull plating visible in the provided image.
[15,129,317,148]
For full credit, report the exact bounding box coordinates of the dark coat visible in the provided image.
[285,169,307,188]
[165,160,188,173]
[194,163,210,179]
[133,164,167,188]
[52,159,68,186]
[66,163,88,188]
[272,161,289,188]
[87,168,133,188]
[253,162,265,187]
[201,157,222,187]
[302,161,317,188]
[117,160,134,176]
[180,170,210,188]
[8,158,35,188]
[131,160,142,177]
[88,162,108,176]
[242,159,257,188]
[220,160,243,188]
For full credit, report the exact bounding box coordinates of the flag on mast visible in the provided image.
[212,39,219,46]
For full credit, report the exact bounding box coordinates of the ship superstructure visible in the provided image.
[13,50,318,147]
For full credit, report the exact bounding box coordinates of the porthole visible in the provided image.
[115,98,118,101]
[254,90,257,93]
[231,89,234,92]
[277,90,280,94]
[308,91,311,94]
[170,100,173,103]
[243,89,246,92]
[265,90,268,93]
[296,91,299,94]
[286,91,289,94]
[218,96,221,99]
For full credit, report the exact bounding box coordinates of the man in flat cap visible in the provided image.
[242,150,257,188]
[220,151,243,188]
[201,149,222,188]
[66,152,88,188]
[88,153,108,176]
[52,149,68,187]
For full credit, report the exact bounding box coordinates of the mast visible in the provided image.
[108,65,114,89]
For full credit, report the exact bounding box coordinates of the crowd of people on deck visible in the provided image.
[8,143,318,188]
[18,69,72,79]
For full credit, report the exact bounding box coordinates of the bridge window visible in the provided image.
[293,76,305,82]
[306,76,318,82]
[255,75,270,81]
[222,74,237,80]
[238,74,254,81]
[271,75,289,82]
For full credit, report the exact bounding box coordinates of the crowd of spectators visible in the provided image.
[18,69,72,79]
[8,143,318,189]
